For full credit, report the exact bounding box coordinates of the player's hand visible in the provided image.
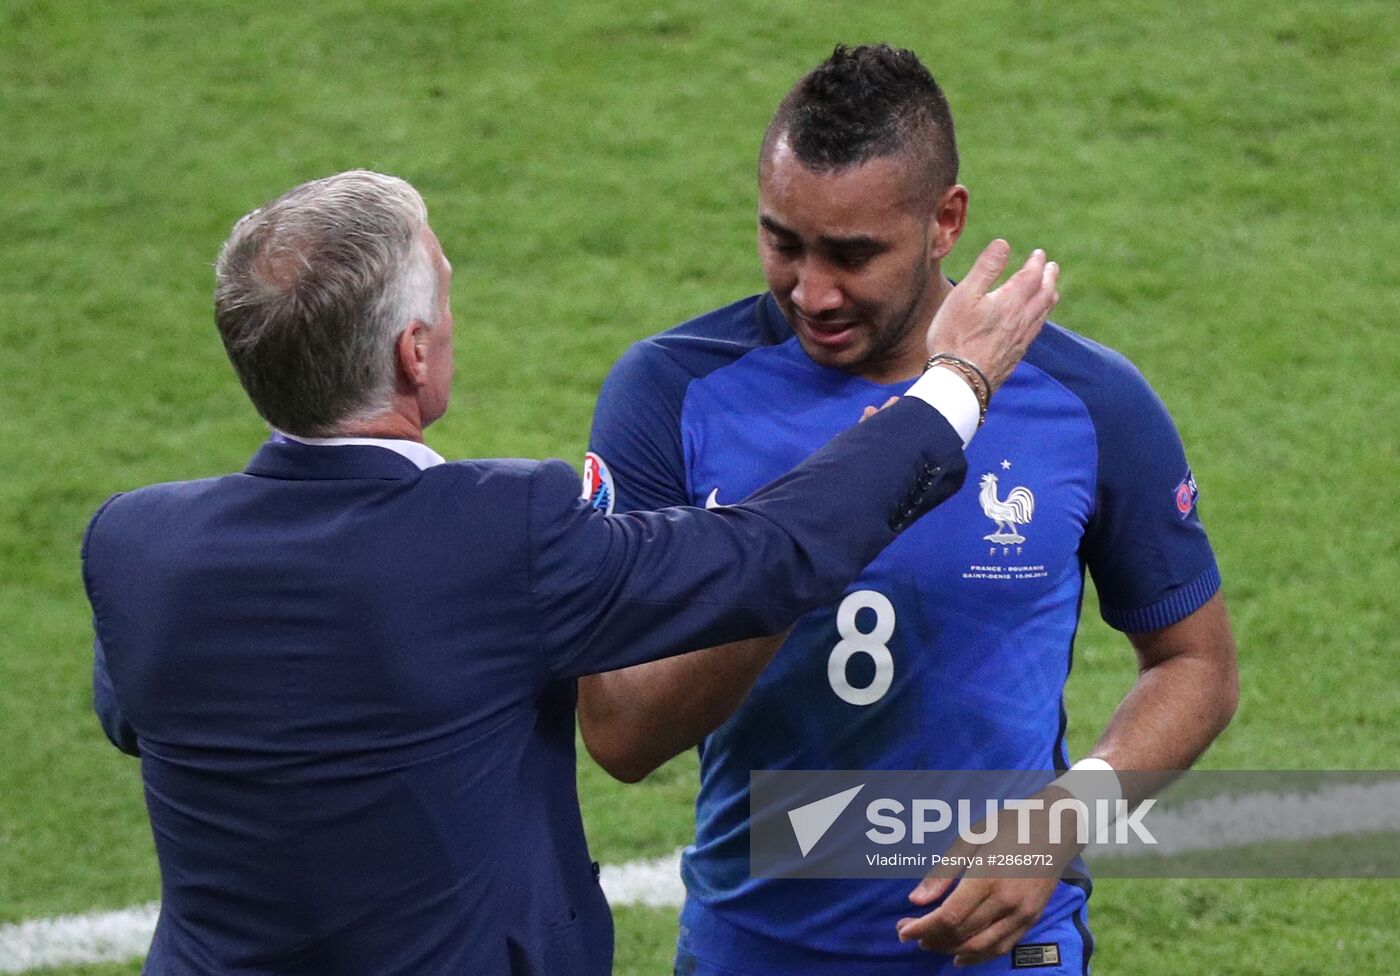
[925,240,1059,393]
[894,793,1083,966]
[860,396,900,422]
[897,870,1059,967]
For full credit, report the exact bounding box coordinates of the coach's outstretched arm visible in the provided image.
[578,243,1058,779]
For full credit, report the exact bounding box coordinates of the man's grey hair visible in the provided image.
[214,170,439,436]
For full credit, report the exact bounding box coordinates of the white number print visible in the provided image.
[826,589,895,706]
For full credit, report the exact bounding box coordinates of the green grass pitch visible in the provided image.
[1,1,1396,973]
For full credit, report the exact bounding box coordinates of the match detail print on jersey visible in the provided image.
[964,460,1050,583]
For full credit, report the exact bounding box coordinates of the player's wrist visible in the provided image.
[1053,757,1121,802]
[1048,757,1122,840]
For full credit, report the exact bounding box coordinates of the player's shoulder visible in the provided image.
[1023,321,1169,423]
[1025,321,1147,391]
[650,291,790,366]
[603,293,790,396]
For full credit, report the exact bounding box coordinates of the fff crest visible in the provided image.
[978,472,1035,545]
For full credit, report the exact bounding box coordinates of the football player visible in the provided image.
[580,44,1238,975]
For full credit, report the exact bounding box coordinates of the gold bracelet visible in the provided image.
[924,353,990,427]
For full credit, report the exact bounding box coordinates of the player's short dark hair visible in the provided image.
[762,44,958,196]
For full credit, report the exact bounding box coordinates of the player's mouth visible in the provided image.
[793,311,860,350]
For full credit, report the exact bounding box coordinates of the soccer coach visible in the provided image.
[81,170,1057,976]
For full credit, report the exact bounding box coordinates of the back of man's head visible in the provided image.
[214,170,438,437]
[762,44,959,199]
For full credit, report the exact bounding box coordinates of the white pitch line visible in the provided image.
[3,781,1397,974]
[0,901,160,974]
[1089,780,1400,858]
[600,849,686,907]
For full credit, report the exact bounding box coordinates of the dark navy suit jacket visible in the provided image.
[82,399,965,976]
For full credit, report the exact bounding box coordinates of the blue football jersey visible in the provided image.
[587,293,1220,972]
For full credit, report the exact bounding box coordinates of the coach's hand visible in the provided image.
[894,791,1083,967]
[925,240,1059,393]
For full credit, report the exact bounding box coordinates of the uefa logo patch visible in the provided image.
[1174,468,1199,519]
[582,451,615,515]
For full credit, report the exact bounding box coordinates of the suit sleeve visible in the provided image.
[532,397,968,679]
[1080,358,1221,633]
[93,634,139,756]
[82,495,140,756]
[585,340,692,513]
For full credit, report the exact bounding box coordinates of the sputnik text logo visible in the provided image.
[786,785,1157,857]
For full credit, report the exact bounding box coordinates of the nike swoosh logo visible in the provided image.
[705,488,722,510]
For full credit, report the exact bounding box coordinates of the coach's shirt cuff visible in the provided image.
[905,366,981,447]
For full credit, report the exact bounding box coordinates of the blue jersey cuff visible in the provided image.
[1101,561,1221,633]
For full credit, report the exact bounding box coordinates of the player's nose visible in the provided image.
[791,263,844,315]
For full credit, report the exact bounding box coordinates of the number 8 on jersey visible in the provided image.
[827,589,895,706]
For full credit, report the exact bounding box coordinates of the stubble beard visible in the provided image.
[847,257,936,383]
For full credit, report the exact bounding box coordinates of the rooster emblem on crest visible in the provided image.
[978,472,1035,544]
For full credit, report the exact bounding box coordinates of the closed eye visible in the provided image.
[830,250,875,270]
[761,227,802,256]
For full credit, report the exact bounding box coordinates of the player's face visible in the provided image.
[758,139,964,383]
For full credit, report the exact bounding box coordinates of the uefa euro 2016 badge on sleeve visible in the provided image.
[1174,468,1199,519]
[582,452,615,515]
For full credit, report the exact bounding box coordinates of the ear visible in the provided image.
[930,184,969,261]
[395,320,432,389]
